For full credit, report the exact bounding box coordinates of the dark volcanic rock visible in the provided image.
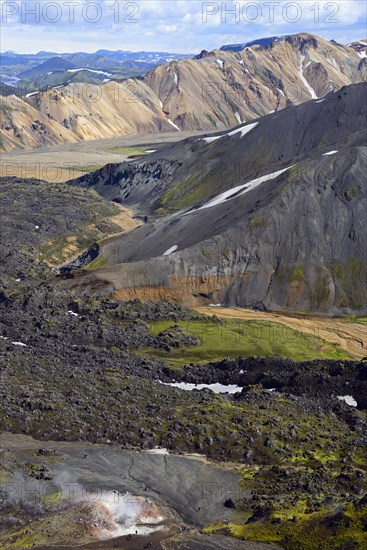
[64,84,367,314]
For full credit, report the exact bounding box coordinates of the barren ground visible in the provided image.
[0,130,208,183]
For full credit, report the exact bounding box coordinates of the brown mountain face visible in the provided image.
[1,33,366,151]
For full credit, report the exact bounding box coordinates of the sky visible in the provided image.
[1,0,366,54]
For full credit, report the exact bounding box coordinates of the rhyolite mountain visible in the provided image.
[60,83,367,315]
[1,33,366,151]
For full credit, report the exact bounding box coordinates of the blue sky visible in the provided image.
[1,0,366,54]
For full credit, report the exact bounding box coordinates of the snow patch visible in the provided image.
[202,135,222,144]
[12,342,27,347]
[299,55,318,99]
[225,122,256,138]
[161,381,243,394]
[25,91,40,98]
[277,88,285,97]
[67,68,112,76]
[322,150,338,156]
[146,448,169,455]
[174,72,178,85]
[209,303,222,307]
[167,119,180,130]
[234,111,242,124]
[163,245,178,256]
[337,395,357,407]
[185,165,293,214]
[67,310,79,317]
[144,149,156,154]
[315,99,325,103]
[216,59,224,69]
[202,121,258,143]
[331,57,339,69]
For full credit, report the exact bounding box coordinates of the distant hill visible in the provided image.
[19,57,76,79]
[0,81,18,96]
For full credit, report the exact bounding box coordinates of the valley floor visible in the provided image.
[0,130,208,182]
[196,307,367,360]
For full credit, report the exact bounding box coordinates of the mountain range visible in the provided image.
[1,33,366,151]
[0,49,192,96]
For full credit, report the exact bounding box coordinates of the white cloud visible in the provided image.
[0,0,366,54]
[158,24,178,33]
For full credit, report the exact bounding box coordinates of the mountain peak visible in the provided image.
[220,32,320,52]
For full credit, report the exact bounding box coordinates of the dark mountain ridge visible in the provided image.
[62,83,367,315]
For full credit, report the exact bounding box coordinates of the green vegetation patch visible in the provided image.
[107,146,148,156]
[68,164,102,173]
[288,266,305,283]
[140,319,351,365]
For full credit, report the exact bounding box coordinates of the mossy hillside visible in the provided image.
[155,143,282,214]
[332,258,367,311]
[141,319,351,365]
[0,178,122,278]
[203,421,367,549]
[0,505,94,549]
[1,355,363,465]
[213,501,367,549]
[83,255,108,270]
[206,501,367,549]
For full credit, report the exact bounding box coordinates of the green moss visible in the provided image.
[288,266,304,283]
[107,146,148,156]
[248,217,269,231]
[84,255,108,270]
[342,185,361,201]
[275,266,286,283]
[227,502,367,549]
[315,276,331,307]
[139,319,351,365]
[68,164,102,173]
[332,258,367,310]
[241,467,257,479]
[205,113,217,127]
[348,316,367,324]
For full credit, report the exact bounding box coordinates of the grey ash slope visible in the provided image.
[64,84,367,314]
